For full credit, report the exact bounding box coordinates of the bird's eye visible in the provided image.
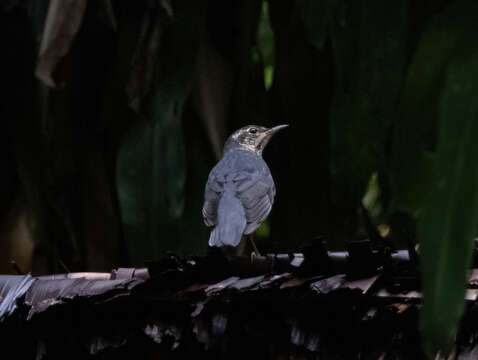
[249,128,257,134]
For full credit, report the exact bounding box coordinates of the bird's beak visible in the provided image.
[258,124,288,152]
[263,124,288,140]
[272,124,289,133]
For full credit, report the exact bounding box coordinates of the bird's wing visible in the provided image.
[202,172,223,227]
[235,172,275,234]
[203,150,276,232]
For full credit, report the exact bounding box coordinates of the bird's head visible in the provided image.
[224,124,288,155]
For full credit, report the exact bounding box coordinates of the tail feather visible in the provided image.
[209,190,246,247]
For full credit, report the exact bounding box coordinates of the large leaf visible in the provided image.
[35,0,87,87]
[328,0,408,179]
[176,104,215,256]
[126,1,173,113]
[392,0,478,353]
[390,6,467,215]
[297,0,409,240]
[191,32,230,161]
[117,0,206,265]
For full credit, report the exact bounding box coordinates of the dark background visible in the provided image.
[0,0,471,274]
[3,0,478,350]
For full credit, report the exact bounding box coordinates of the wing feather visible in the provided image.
[202,154,276,236]
[202,173,222,226]
[237,173,275,234]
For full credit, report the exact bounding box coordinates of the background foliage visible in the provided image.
[0,0,477,354]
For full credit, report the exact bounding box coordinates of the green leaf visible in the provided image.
[419,56,478,353]
[328,0,408,186]
[117,0,206,265]
[392,0,478,353]
[298,0,409,239]
[257,1,275,90]
[390,2,470,214]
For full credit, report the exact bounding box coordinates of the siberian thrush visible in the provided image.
[202,124,288,257]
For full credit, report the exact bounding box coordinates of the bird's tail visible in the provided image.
[209,189,246,247]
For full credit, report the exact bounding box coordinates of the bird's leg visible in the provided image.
[248,234,261,261]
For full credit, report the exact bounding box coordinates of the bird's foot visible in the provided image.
[249,236,261,262]
[250,251,261,263]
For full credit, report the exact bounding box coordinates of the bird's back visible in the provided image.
[202,149,276,247]
[212,149,270,179]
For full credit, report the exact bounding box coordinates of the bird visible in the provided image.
[202,124,288,258]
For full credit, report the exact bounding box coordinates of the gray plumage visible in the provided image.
[202,125,287,249]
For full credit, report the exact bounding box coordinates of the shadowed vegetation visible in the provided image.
[1,0,478,354]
